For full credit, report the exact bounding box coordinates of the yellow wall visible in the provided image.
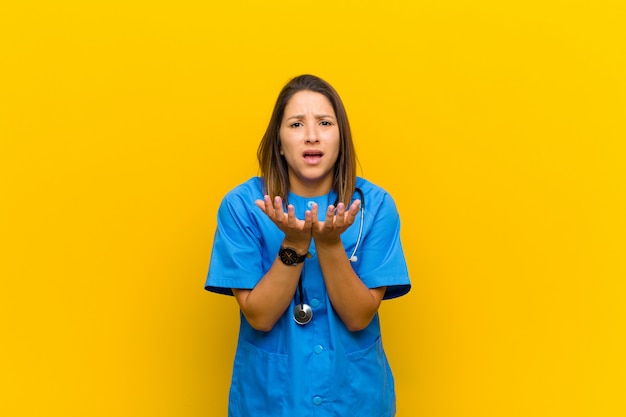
[1,1,625,416]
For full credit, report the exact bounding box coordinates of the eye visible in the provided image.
[290,122,303,128]
[320,120,333,126]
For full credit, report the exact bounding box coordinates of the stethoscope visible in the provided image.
[294,187,365,325]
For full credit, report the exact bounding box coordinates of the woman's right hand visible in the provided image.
[255,195,312,253]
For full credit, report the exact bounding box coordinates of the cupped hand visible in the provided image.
[255,195,312,251]
[311,200,361,246]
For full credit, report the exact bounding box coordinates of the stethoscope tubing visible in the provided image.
[294,188,365,325]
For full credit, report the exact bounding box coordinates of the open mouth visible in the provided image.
[303,150,324,164]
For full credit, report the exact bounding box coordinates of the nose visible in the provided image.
[305,125,319,144]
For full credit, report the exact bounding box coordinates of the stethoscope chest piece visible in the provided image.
[293,303,312,325]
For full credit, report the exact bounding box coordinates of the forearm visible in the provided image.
[233,258,302,332]
[316,240,385,331]
[233,237,310,332]
[231,197,317,331]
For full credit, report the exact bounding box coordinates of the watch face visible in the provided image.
[280,247,299,265]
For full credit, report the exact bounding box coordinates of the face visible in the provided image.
[279,90,340,197]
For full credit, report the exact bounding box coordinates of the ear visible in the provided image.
[279,147,284,155]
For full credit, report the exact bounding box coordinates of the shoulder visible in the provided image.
[216,177,264,220]
[355,177,398,210]
[219,177,264,207]
[356,177,386,194]
[223,177,264,200]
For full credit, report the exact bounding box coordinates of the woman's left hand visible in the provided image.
[311,200,361,246]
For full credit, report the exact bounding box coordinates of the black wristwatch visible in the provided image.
[278,246,307,266]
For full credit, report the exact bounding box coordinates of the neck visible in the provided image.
[288,174,334,198]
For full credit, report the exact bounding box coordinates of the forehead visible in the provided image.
[283,90,336,116]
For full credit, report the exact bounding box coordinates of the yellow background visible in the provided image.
[1,1,625,416]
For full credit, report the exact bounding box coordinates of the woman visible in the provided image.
[205,74,410,416]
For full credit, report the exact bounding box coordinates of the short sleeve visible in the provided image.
[355,192,411,300]
[205,190,265,296]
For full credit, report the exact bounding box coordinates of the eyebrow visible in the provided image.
[285,114,336,121]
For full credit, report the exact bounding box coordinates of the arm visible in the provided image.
[232,253,303,332]
[312,201,386,332]
[233,196,312,332]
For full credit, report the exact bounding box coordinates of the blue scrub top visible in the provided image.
[206,177,411,417]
